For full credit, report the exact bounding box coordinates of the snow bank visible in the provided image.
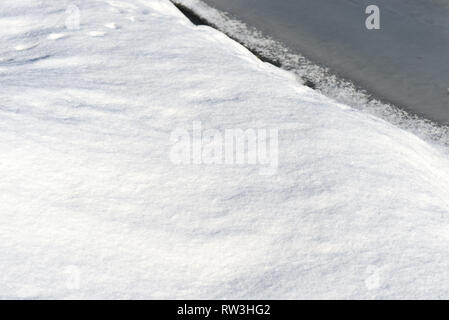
[1,0,449,299]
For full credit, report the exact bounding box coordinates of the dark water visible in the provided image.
[203,0,449,125]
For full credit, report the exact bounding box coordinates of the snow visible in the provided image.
[1,0,449,299]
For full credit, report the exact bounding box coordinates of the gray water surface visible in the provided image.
[203,0,449,125]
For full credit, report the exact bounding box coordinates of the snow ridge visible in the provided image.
[1,0,449,299]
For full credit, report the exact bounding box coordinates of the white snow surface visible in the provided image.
[1,0,449,299]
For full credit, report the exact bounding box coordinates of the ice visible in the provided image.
[1,0,449,299]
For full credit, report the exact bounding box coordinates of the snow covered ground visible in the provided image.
[1,0,449,299]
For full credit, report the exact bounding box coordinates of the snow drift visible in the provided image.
[1,0,449,299]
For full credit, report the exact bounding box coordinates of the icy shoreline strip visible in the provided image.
[173,0,449,152]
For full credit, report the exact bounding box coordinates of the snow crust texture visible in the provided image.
[1,0,449,299]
